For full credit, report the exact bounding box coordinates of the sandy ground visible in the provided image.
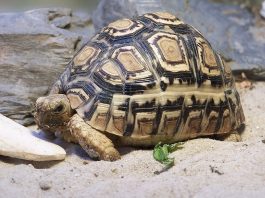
[0,82,265,198]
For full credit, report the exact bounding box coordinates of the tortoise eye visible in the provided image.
[53,104,64,113]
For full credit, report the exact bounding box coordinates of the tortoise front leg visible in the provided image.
[216,131,242,142]
[57,130,78,143]
[68,114,121,161]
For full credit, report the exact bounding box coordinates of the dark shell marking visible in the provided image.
[58,12,244,139]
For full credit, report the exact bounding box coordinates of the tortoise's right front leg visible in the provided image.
[68,114,121,161]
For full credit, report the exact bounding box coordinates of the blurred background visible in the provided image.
[0,0,263,12]
[0,0,100,12]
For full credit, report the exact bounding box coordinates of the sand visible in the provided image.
[0,82,265,198]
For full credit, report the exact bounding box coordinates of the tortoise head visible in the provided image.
[35,94,74,133]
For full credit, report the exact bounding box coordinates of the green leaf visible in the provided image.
[153,142,184,170]
[153,142,167,161]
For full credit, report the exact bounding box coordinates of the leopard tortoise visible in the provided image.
[35,12,245,161]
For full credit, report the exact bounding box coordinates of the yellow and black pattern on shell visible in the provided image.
[102,18,145,38]
[144,12,183,26]
[57,12,245,139]
[71,44,102,74]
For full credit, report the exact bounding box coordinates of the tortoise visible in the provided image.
[35,12,245,161]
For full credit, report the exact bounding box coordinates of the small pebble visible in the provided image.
[10,178,15,184]
[83,161,88,165]
[39,181,52,191]
[27,164,34,168]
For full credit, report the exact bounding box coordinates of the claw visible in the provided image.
[101,147,121,161]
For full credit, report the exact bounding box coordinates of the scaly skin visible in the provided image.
[68,114,120,161]
[35,94,74,133]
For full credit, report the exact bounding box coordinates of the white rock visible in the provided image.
[0,114,66,161]
[260,1,265,18]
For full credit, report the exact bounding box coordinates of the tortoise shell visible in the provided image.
[57,12,245,139]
